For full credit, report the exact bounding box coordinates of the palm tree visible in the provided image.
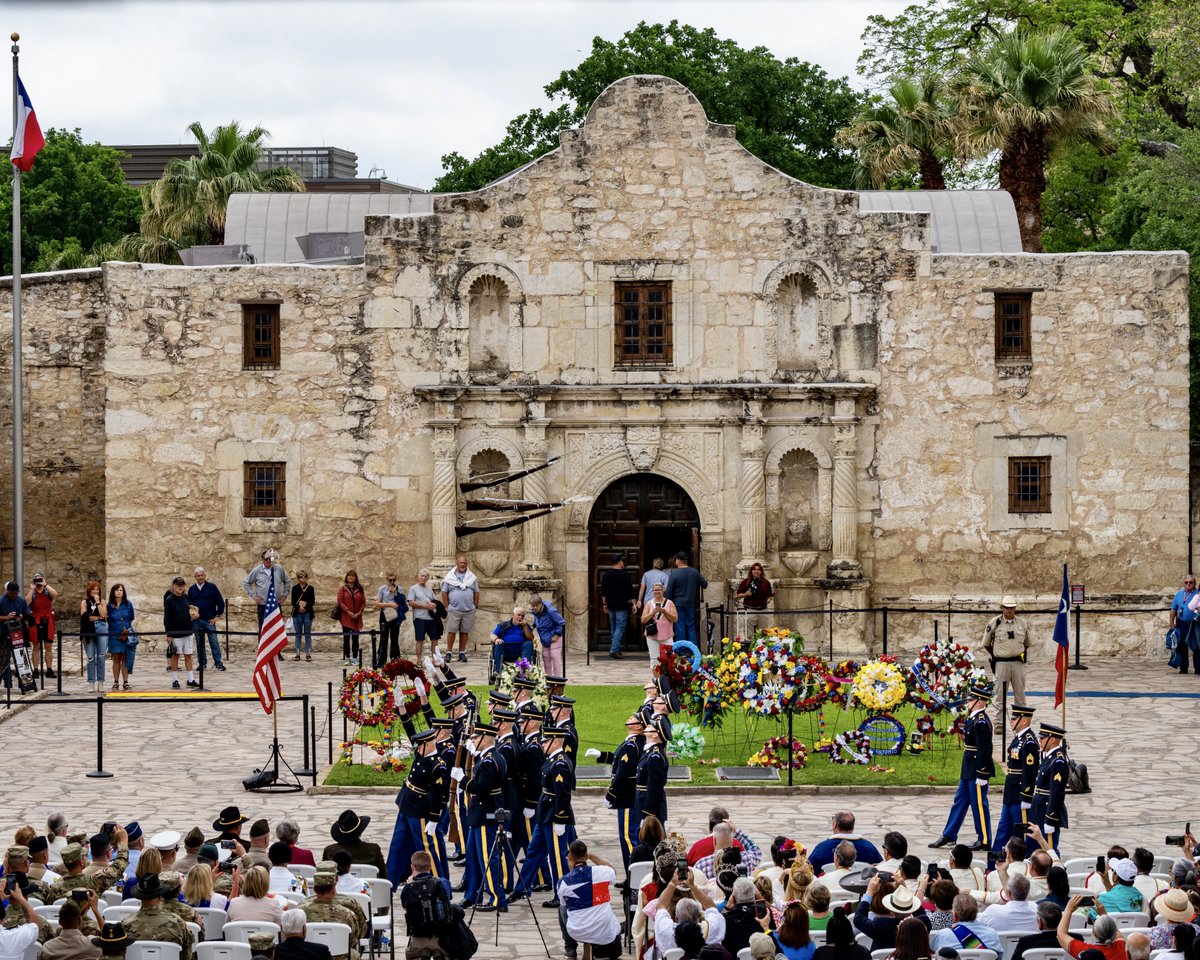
[125,121,304,261]
[954,27,1114,251]
[838,75,957,190]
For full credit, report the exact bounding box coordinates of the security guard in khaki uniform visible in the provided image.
[123,874,193,960]
[983,596,1032,726]
[48,830,131,901]
[297,867,360,960]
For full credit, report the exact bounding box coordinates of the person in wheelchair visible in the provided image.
[490,606,534,679]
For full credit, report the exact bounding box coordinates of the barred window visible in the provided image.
[614,282,672,367]
[1007,457,1051,513]
[242,303,281,370]
[243,462,286,518]
[995,292,1032,361]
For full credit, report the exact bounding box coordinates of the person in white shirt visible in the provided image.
[0,880,40,960]
[331,851,364,895]
[979,873,1040,932]
[817,841,859,896]
[948,843,986,893]
[558,840,622,959]
[653,892,726,955]
[1131,848,1167,905]
[267,841,298,893]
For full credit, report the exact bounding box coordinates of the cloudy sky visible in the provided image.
[9,0,908,188]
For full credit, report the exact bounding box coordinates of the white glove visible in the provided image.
[1043,824,1053,835]
[553,824,566,837]
[523,808,535,820]
[1020,802,1031,810]
[975,778,987,787]
[450,767,464,782]
[585,748,601,759]
[465,740,478,756]
[604,800,613,809]
[424,822,437,836]
[414,677,427,701]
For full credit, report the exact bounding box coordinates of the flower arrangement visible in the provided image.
[666,722,706,761]
[496,658,548,710]
[826,729,873,765]
[851,660,908,713]
[747,736,808,769]
[751,626,805,651]
[339,735,410,774]
[738,643,804,715]
[339,669,397,728]
[790,656,830,713]
[823,659,860,708]
[657,647,699,698]
[379,658,427,718]
[908,637,988,714]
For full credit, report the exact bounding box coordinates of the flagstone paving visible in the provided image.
[2,643,1195,959]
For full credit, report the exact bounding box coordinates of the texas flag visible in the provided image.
[10,76,45,172]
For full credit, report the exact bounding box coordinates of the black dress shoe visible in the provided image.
[455,899,474,909]
[969,840,987,851]
[541,897,560,908]
[450,853,467,864]
[451,881,466,893]
[928,835,954,848]
[477,903,507,913]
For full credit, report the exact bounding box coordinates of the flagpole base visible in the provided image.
[1067,664,1089,671]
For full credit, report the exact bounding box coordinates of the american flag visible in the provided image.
[252,578,288,714]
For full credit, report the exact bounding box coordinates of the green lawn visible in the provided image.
[324,685,975,787]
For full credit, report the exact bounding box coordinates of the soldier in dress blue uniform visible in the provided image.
[513,704,542,855]
[585,713,646,869]
[634,714,670,830]
[492,707,523,838]
[930,683,995,852]
[487,688,514,718]
[458,721,510,912]
[438,693,470,866]
[636,681,658,726]
[512,724,577,906]
[1027,721,1069,856]
[425,717,453,877]
[548,695,578,766]
[512,675,538,709]
[991,703,1040,860]
[385,728,444,889]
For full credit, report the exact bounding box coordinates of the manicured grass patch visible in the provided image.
[324,685,974,787]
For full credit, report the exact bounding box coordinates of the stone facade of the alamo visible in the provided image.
[0,76,1190,656]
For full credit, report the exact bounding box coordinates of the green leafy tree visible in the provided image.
[434,21,865,192]
[1040,139,1135,252]
[120,121,304,262]
[954,26,1114,251]
[0,128,140,274]
[837,75,957,188]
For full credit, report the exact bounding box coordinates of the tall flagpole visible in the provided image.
[9,33,24,589]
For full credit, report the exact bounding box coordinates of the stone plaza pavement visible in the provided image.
[2,642,1196,959]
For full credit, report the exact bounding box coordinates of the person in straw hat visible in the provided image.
[1149,887,1198,950]
[983,595,1033,726]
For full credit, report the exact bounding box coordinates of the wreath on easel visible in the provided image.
[339,669,397,727]
[826,729,873,765]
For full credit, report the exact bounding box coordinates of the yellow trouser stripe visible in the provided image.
[482,830,496,899]
[552,830,564,883]
[419,824,437,879]
[1020,806,1028,824]
[976,784,990,845]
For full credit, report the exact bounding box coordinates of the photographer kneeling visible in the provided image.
[723,875,773,955]
[400,852,468,960]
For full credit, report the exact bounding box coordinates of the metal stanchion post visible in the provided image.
[370,629,377,670]
[787,710,794,787]
[327,680,334,765]
[310,705,319,785]
[87,696,113,778]
[1069,604,1088,671]
[827,597,834,660]
[297,693,315,778]
[50,630,67,697]
[882,607,889,656]
[224,609,229,662]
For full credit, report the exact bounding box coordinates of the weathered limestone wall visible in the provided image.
[0,269,108,595]
[870,252,1190,654]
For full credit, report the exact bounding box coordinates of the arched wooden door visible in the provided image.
[587,474,700,652]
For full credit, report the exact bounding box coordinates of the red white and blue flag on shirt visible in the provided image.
[1052,563,1070,707]
[10,76,45,172]
[252,578,288,714]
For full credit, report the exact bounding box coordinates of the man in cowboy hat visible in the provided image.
[91,922,132,959]
[991,703,1040,860]
[211,806,250,846]
[635,715,671,830]
[123,874,193,960]
[984,596,1033,727]
[322,811,385,879]
[1027,722,1069,856]
[930,684,995,853]
[586,712,646,870]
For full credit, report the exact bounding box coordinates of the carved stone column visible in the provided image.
[431,423,458,568]
[739,416,766,570]
[828,399,862,580]
[522,418,551,571]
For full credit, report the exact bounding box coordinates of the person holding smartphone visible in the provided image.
[41,891,104,960]
[0,875,39,960]
[724,875,774,955]
[640,580,677,668]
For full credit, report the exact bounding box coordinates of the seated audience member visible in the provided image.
[181,864,228,911]
[1058,896,1127,960]
[947,844,985,893]
[121,847,162,900]
[813,906,871,960]
[749,931,778,960]
[677,921,731,960]
[772,900,816,960]
[557,840,622,960]
[688,808,734,864]
[633,840,707,957]
[879,832,909,873]
[806,884,833,931]
[753,875,782,925]
[274,908,332,960]
[890,915,932,960]
[1123,932,1152,960]
[1011,902,1063,960]
[27,836,58,885]
[979,873,1039,932]
[1157,922,1193,960]
[1084,847,1129,893]
[1092,858,1145,918]
[330,851,365,895]
[809,812,883,874]
[654,894,727,955]
[1149,889,1197,950]
[1130,849,1165,906]
[275,819,316,869]
[91,922,132,960]
[855,876,929,952]
[927,878,960,931]
[893,856,922,894]
[629,815,665,869]
[267,841,297,893]
[41,899,102,960]
[398,851,452,960]
[227,865,286,924]
[695,821,762,878]
[757,836,800,903]
[322,809,387,878]
[1042,865,1071,908]
[929,893,1003,959]
[490,606,534,676]
[784,855,816,905]
[818,842,860,895]
[722,876,773,955]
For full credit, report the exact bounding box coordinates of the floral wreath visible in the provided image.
[339,734,412,774]
[851,660,908,713]
[495,658,548,710]
[827,729,873,765]
[379,658,426,718]
[790,656,831,713]
[339,669,397,727]
[666,722,706,761]
[739,643,804,716]
[751,626,804,648]
[823,659,860,708]
[748,736,808,770]
[908,638,988,714]
[657,647,699,699]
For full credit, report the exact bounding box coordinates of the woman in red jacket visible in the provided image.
[337,570,366,667]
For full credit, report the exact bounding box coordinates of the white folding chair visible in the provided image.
[305,922,352,956]
[1020,950,1065,960]
[122,899,142,907]
[1152,856,1175,874]
[364,876,394,942]
[662,950,684,960]
[349,864,379,878]
[856,932,873,948]
[185,922,201,944]
[809,930,828,946]
[274,891,305,905]
[103,905,140,923]
[1068,913,1088,930]
[195,944,252,960]
[343,891,371,917]
[23,941,41,960]
[102,889,124,908]
[33,905,62,924]
[290,865,315,880]
[1110,912,1151,929]
[954,951,997,960]
[997,930,1030,959]
[124,943,183,960]
[221,921,281,946]
[873,951,892,960]
[738,949,753,960]
[1063,858,1098,873]
[195,908,227,942]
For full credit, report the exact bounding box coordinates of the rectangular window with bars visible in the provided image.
[1007,456,1051,513]
[994,292,1032,361]
[614,281,672,367]
[242,303,281,370]
[243,462,286,518]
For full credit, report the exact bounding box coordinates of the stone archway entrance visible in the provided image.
[587,474,700,652]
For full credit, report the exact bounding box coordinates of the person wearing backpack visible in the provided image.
[400,851,454,959]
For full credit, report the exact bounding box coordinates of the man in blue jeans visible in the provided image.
[599,555,635,660]
[665,551,707,649]
[1169,573,1200,674]
[491,606,534,677]
[187,567,226,671]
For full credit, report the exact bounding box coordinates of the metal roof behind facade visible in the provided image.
[856,190,1023,253]
[224,192,434,264]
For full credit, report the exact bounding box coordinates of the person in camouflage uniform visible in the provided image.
[49,827,130,901]
[247,932,276,959]
[317,861,367,944]
[297,868,360,960]
[2,889,58,944]
[123,874,193,960]
[158,871,204,941]
[4,846,52,904]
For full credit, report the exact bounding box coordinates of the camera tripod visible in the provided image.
[468,816,551,958]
